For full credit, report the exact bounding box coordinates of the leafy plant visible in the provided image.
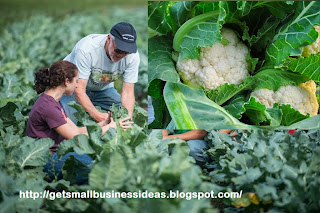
[205,129,320,212]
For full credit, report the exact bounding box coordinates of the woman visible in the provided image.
[26,60,132,183]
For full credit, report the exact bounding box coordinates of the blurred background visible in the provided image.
[0,0,148,116]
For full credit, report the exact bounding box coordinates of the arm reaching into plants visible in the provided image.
[55,116,133,139]
[162,129,207,140]
[75,79,109,123]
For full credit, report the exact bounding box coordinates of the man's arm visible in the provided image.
[74,79,109,122]
[121,82,135,119]
[162,129,208,141]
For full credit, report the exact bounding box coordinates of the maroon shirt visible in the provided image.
[26,93,68,153]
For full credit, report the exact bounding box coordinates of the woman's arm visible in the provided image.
[54,118,88,139]
[55,117,134,140]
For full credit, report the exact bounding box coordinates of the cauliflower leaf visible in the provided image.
[265,1,320,66]
[281,54,320,82]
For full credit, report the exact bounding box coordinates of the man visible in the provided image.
[61,22,140,123]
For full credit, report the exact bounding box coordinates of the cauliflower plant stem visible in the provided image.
[164,82,257,130]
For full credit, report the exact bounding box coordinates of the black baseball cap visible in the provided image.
[110,22,137,53]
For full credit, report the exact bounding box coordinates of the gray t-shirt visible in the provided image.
[64,34,140,91]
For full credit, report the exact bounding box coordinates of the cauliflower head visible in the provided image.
[176,27,250,91]
[302,25,320,57]
[251,80,319,116]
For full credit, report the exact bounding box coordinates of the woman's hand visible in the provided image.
[108,118,117,129]
[119,117,134,130]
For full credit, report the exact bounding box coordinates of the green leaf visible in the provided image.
[13,137,53,169]
[148,36,180,98]
[264,1,296,19]
[116,124,147,150]
[194,2,218,16]
[223,95,246,119]
[84,122,103,149]
[132,105,148,128]
[280,104,310,126]
[169,1,199,29]
[110,104,129,120]
[253,140,268,158]
[244,97,282,126]
[281,54,320,82]
[68,102,92,124]
[148,96,170,129]
[0,146,5,166]
[253,69,310,91]
[164,82,253,130]
[243,14,280,52]
[231,167,263,185]
[89,151,126,190]
[148,1,172,37]
[56,135,95,158]
[173,10,221,57]
[62,155,92,185]
[206,76,255,105]
[266,1,320,66]
[261,153,283,173]
[281,164,299,179]
[158,143,193,186]
[283,115,320,130]
[254,183,278,201]
[2,129,21,148]
[0,102,19,127]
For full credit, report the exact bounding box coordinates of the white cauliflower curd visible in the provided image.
[251,80,319,116]
[176,27,250,90]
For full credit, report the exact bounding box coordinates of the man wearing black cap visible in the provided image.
[61,22,140,123]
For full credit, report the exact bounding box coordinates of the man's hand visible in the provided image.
[119,117,134,130]
[104,117,133,131]
[93,111,110,123]
[98,111,111,126]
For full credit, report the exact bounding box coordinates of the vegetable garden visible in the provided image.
[0,1,320,213]
[148,1,320,130]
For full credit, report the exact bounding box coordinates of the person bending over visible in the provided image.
[60,22,140,123]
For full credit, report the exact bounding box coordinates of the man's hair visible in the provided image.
[110,34,115,42]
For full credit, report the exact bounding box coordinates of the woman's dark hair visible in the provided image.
[33,60,78,94]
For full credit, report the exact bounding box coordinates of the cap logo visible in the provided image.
[122,34,135,41]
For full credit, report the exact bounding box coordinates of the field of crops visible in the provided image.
[1,1,320,213]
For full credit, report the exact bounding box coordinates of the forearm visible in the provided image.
[121,92,135,118]
[163,130,207,141]
[101,123,115,135]
[219,129,233,134]
[78,127,88,136]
